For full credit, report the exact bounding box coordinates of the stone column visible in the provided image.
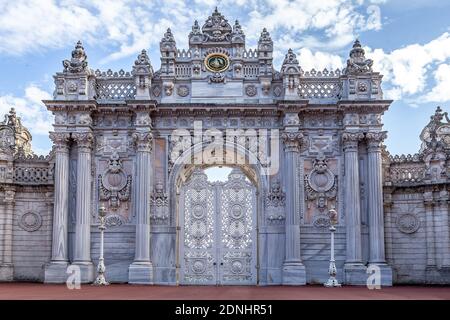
[71,132,94,282]
[128,130,154,284]
[44,132,71,283]
[281,130,306,285]
[424,191,436,269]
[366,132,392,285]
[0,187,15,281]
[342,132,367,284]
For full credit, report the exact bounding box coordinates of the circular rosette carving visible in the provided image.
[192,259,207,274]
[19,212,42,232]
[230,259,244,274]
[192,205,205,219]
[396,213,420,234]
[230,204,244,219]
[230,220,245,239]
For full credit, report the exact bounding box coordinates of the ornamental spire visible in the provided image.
[62,40,88,73]
[344,39,373,74]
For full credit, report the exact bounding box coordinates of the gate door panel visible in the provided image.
[180,170,217,285]
[180,168,256,285]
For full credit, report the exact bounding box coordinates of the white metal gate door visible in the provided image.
[179,168,256,285]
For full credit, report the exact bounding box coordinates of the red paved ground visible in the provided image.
[0,283,449,300]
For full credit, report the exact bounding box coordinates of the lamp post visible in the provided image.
[93,205,109,286]
[324,208,341,287]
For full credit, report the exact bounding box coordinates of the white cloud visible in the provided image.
[0,0,385,64]
[422,64,450,103]
[367,32,450,102]
[296,48,344,71]
[0,85,54,138]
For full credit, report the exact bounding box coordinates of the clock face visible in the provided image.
[205,53,229,73]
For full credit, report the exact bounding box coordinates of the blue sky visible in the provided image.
[1,0,450,156]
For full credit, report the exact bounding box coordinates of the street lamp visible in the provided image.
[93,205,109,286]
[324,208,341,287]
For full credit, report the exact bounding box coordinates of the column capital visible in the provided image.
[342,131,364,151]
[72,132,94,151]
[3,187,16,203]
[423,190,434,207]
[281,131,304,153]
[366,131,387,151]
[132,131,153,153]
[49,132,70,153]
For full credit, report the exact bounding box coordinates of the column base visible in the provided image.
[344,263,367,285]
[44,261,69,283]
[70,261,95,283]
[282,262,306,285]
[0,264,14,281]
[128,261,154,285]
[367,263,393,287]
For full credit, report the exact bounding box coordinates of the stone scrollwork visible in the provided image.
[305,154,337,213]
[342,131,364,151]
[265,180,285,224]
[245,85,257,97]
[98,152,132,211]
[132,131,153,152]
[281,131,304,153]
[150,180,169,225]
[72,132,94,150]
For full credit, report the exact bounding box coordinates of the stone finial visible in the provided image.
[133,49,153,75]
[0,108,34,157]
[190,20,201,36]
[281,49,300,74]
[201,7,232,42]
[160,28,177,52]
[233,20,243,34]
[62,40,88,73]
[344,39,373,74]
[259,28,272,43]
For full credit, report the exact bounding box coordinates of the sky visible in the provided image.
[1,0,450,157]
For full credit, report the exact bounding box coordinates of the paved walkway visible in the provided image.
[0,283,449,300]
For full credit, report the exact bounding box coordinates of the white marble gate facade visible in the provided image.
[1,8,449,286]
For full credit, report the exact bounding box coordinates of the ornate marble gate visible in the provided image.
[179,168,257,285]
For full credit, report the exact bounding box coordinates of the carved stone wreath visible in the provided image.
[305,154,337,213]
[18,212,42,232]
[245,85,257,97]
[98,153,132,210]
[396,213,420,234]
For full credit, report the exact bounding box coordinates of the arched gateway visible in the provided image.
[4,8,448,287]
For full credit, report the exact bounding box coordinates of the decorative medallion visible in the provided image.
[312,215,331,228]
[396,213,420,234]
[245,85,257,97]
[204,53,230,73]
[19,212,42,232]
[177,85,190,97]
[105,214,125,228]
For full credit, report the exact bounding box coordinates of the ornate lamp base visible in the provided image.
[92,274,110,286]
[324,277,342,287]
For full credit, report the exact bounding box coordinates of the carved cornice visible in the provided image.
[43,100,97,112]
[281,131,304,153]
[132,131,153,152]
[49,132,71,153]
[72,132,94,151]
